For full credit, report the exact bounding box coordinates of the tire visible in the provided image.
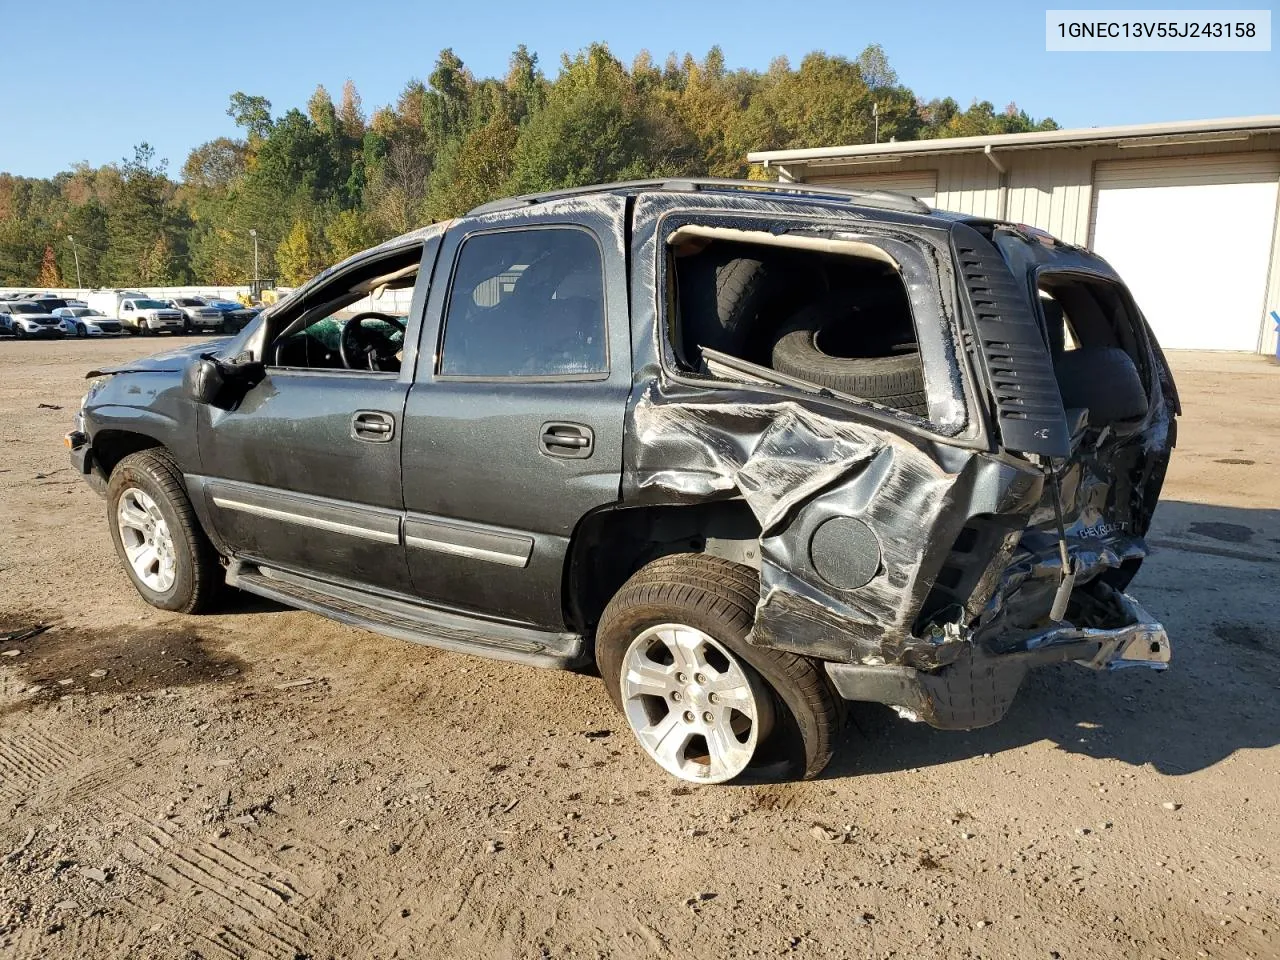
[596,553,841,783]
[680,250,772,358]
[106,449,222,613]
[770,297,927,415]
[76,323,86,339]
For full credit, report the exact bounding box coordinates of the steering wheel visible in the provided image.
[340,312,406,371]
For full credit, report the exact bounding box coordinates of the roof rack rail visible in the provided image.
[466,177,931,217]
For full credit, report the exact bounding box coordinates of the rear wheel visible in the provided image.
[106,449,222,613]
[596,554,841,783]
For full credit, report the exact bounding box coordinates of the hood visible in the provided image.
[86,338,230,376]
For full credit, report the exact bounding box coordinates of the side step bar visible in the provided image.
[227,561,586,669]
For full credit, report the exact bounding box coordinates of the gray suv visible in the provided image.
[67,179,1178,784]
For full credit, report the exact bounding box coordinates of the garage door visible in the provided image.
[1090,155,1279,351]
[808,170,937,207]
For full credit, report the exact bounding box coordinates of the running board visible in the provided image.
[226,561,586,669]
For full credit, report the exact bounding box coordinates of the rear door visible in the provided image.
[400,197,632,627]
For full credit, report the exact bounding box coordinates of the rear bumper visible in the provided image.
[824,592,1169,730]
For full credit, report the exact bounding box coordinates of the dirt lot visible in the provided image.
[0,337,1277,960]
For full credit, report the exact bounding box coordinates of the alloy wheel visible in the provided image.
[619,622,773,783]
[116,487,177,592]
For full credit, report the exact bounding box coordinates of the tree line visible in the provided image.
[0,44,1057,288]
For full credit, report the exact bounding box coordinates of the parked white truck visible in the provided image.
[85,291,185,336]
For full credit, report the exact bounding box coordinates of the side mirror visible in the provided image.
[187,358,225,405]
[185,354,266,409]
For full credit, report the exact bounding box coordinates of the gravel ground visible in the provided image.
[0,337,1277,959]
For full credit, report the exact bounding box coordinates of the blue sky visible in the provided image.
[0,0,1275,177]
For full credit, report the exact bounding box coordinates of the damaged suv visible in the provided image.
[67,179,1178,784]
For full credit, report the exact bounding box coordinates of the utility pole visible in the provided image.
[249,229,260,294]
[66,235,83,291]
[873,102,879,144]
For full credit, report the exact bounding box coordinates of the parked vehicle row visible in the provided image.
[0,291,259,339]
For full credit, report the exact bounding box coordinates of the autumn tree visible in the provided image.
[35,244,61,286]
[324,208,378,261]
[276,220,326,285]
[308,85,337,137]
[339,80,366,139]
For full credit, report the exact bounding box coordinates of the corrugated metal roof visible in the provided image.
[748,115,1280,166]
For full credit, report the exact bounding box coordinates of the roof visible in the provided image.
[748,115,1280,168]
[466,177,930,216]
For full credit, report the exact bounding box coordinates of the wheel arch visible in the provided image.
[92,428,165,477]
[563,499,763,638]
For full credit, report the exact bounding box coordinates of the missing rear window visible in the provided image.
[669,233,926,417]
[1037,274,1151,427]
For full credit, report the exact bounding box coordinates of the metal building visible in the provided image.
[749,116,1280,354]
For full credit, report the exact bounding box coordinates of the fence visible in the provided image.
[0,286,256,301]
[1,285,416,318]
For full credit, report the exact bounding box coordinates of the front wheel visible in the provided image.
[596,554,841,784]
[106,449,222,613]
[76,323,87,338]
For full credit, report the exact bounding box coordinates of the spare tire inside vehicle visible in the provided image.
[769,297,928,417]
[678,248,772,360]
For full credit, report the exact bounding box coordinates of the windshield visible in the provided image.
[174,298,202,306]
[12,303,45,314]
[135,299,169,309]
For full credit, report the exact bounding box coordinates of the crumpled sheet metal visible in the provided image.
[976,394,1174,641]
[628,380,967,665]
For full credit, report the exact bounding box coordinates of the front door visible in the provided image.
[194,241,433,594]
[400,199,632,627]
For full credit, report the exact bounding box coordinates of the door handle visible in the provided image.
[352,410,396,442]
[539,422,593,458]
